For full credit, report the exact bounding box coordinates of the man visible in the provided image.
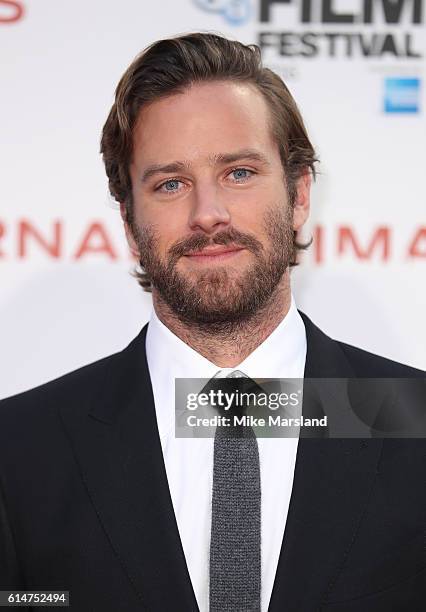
[0,33,425,612]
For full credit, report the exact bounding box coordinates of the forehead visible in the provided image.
[131,81,278,167]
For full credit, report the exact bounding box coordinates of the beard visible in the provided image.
[129,204,295,328]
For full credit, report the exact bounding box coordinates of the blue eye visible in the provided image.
[156,179,182,194]
[163,179,180,191]
[230,168,253,181]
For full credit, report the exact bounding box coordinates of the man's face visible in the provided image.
[125,81,310,325]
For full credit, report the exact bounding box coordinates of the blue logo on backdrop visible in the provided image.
[193,0,252,26]
[384,78,420,114]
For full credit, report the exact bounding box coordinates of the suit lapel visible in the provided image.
[268,313,384,611]
[59,326,199,612]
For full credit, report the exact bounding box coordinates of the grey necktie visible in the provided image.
[209,370,261,612]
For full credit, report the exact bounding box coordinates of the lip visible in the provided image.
[184,246,245,261]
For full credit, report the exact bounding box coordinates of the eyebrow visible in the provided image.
[140,148,271,184]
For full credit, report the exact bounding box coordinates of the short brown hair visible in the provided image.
[100,32,317,289]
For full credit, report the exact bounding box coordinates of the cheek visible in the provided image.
[161,216,188,243]
[133,198,181,236]
[151,218,189,257]
[233,194,287,231]
[242,183,288,213]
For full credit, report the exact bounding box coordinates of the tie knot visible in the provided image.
[213,369,249,379]
[203,370,262,425]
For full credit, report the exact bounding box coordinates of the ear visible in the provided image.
[292,171,311,231]
[120,202,140,258]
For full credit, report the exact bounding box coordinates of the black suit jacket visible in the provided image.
[0,312,425,611]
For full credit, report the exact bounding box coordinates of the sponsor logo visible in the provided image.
[193,0,252,25]
[192,0,424,59]
[258,0,423,59]
[259,0,423,24]
[384,77,421,113]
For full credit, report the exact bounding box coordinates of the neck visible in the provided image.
[152,273,292,367]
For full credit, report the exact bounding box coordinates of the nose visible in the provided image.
[188,183,231,234]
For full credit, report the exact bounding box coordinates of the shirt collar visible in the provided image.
[146,295,306,381]
[145,296,307,444]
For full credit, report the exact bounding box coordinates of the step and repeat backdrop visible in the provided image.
[1,0,425,398]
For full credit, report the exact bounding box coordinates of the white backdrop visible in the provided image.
[1,0,425,399]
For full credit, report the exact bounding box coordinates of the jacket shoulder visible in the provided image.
[299,310,424,378]
[0,350,122,427]
[336,340,425,377]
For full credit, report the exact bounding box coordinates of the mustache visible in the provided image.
[168,228,263,261]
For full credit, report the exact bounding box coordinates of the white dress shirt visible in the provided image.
[145,296,307,612]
